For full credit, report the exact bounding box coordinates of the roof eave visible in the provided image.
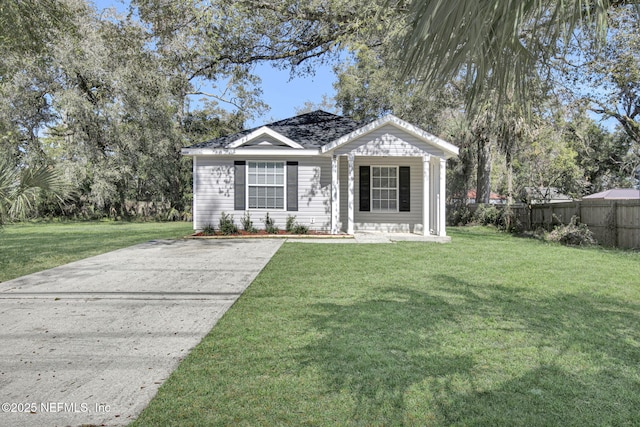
[181,147,321,157]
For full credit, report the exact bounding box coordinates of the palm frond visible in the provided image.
[0,158,71,223]
[399,0,619,109]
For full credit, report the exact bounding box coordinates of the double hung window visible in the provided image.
[371,166,398,211]
[247,161,285,209]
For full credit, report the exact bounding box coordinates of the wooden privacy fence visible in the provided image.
[511,199,640,249]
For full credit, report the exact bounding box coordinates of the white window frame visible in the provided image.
[246,161,287,210]
[371,165,399,212]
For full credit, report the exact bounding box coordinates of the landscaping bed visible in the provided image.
[189,229,350,238]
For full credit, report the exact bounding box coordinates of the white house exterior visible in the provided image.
[182,111,459,237]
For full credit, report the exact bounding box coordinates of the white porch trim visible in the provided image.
[423,154,431,236]
[347,153,355,235]
[331,155,339,234]
[192,156,197,230]
[439,158,447,237]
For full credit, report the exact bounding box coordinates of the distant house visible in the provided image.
[182,111,459,236]
[583,188,640,200]
[522,187,573,204]
[465,190,507,205]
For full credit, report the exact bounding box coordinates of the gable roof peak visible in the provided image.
[266,110,343,127]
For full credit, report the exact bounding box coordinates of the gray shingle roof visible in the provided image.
[188,110,363,149]
[583,188,640,199]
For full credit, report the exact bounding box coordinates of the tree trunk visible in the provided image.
[504,150,514,230]
[506,150,514,205]
[476,137,492,204]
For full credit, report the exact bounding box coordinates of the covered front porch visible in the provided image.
[328,153,448,237]
[318,114,458,237]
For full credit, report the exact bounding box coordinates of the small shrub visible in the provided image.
[470,204,524,232]
[291,224,309,234]
[202,224,215,236]
[286,215,296,233]
[285,215,309,234]
[263,213,279,234]
[474,204,502,227]
[546,216,596,246]
[218,212,238,235]
[501,206,523,233]
[448,205,474,226]
[166,208,181,221]
[241,212,257,233]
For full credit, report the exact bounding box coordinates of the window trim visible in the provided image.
[370,165,399,212]
[246,161,287,210]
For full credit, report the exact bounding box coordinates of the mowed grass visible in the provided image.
[133,227,640,426]
[0,221,193,282]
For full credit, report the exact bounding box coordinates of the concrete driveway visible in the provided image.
[0,238,283,427]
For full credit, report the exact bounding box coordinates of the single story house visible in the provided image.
[182,111,459,236]
[583,188,640,200]
[521,186,573,204]
[457,189,507,205]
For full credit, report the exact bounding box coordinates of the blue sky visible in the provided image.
[93,0,338,127]
[239,63,338,127]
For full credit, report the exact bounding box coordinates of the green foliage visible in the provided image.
[0,0,79,78]
[400,0,614,113]
[240,212,257,233]
[452,204,521,233]
[218,212,238,235]
[263,213,278,234]
[546,216,597,246]
[447,205,473,226]
[0,157,71,226]
[558,5,640,147]
[2,0,637,228]
[285,215,296,232]
[201,224,215,236]
[292,224,309,234]
[473,204,502,227]
[285,215,309,234]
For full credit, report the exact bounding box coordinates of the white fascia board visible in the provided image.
[321,114,460,159]
[181,148,320,157]
[227,126,304,149]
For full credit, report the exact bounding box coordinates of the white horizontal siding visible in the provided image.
[334,124,445,158]
[339,156,425,233]
[193,156,331,231]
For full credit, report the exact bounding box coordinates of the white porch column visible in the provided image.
[439,157,447,236]
[347,153,355,235]
[423,154,431,236]
[192,156,197,230]
[331,155,340,234]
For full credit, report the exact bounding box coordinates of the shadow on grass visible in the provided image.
[298,276,640,425]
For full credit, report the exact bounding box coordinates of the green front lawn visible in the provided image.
[133,227,640,426]
[0,221,193,282]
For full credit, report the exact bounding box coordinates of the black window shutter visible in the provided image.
[287,161,298,211]
[399,166,410,212]
[234,161,246,210]
[359,165,370,212]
